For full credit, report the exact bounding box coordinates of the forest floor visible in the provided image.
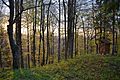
[0,54,120,80]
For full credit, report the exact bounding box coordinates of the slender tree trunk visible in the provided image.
[58,0,61,62]
[112,10,115,55]
[63,0,67,60]
[0,48,2,68]
[38,20,42,66]
[26,11,30,67]
[41,3,45,65]
[115,32,117,54]
[0,29,2,68]
[82,17,86,53]
[32,16,36,66]
[95,28,98,54]
[86,29,89,54]
[48,20,51,64]
[77,31,79,54]
[75,21,77,56]
[70,0,74,58]
[92,0,98,54]
[52,32,54,63]
[26,11,30,53]
[32,0,37,66]
[20,0,23,68]
[15,0,19,47]
[46,0,51,64]
[103,17,106,38]
[74,0,77,56]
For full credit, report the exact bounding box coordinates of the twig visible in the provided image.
[1,0,10,7]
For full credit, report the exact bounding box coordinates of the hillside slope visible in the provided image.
[1,54,120,80]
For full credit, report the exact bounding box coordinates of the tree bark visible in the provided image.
[41,3,45,66]
[15,0,24,68]
[8,0,20,69]
[112,10,115,55]
[38,19,42,66]
[46,0,51,64]
[74,0,77,56]
[68,0,74,58]
[63,0,67,59]
[58,0,61,62]
[32,0,37,66]
[81,17,86,53]
[26,10,30,53]
[0,47,2,68]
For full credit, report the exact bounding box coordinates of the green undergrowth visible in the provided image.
[0,54,120,80]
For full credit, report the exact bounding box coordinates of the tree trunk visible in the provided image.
[7,0,20,69]
[82,17,86,53]
[58,0,61,62]
[26,10,30,53]
[63,0,67,60]
[115,32,117,54]
[15,0,24,68]
[46,0,51,64]
[32,0,37,66]
[52,32,54,63]
[38,19,42,66]
[41,3,45,66]
[27,54,30,68]
[68,0,74,58]
[112,10,115,55]
[0,48,2,68]
[95,28,99,54]
[20,0,23,68]
[74,0,77,56]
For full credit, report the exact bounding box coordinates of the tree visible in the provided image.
[1,0,40,69]
[67,0,76,58]
[46,0,52,64]
[32,0,38,67]
[63,0,67,59]
[0,26,11,68]
[58,0,61,62]
[81,16,86,53]
[15,0,24,68]
[41,0,45,65]
[3,0,21,69]
[95,0,120,55]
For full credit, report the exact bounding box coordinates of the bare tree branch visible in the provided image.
[50,11,59,21]
[1,0,10,7]
[11,1,56,25]
[12,5,41,24]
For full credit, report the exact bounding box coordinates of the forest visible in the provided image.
[0,0,120,80]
